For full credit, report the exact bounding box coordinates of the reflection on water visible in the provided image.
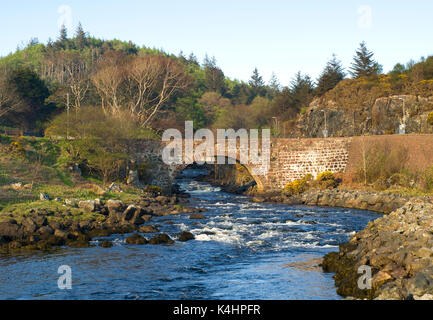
[0,169,380,300]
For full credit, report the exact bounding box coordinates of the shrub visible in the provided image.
[357,142,409,187]
[425,167,433,191]
[284,177,309,195]
[316,171,339,189]
[143,185,162,196]
[9,140,25,154]
[427,112,433,126]
[137,163,149,182]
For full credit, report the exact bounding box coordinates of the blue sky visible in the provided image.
[1,0,433,86]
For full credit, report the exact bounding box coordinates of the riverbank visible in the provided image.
[0,191,203,254]
[322,200,433,300]
[250,188,433,214]
[248,188,433,300]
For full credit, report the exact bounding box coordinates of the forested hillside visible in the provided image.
[1,25,433,138]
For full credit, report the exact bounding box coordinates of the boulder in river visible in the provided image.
[149,233,174,245]
[178,231,195,242]
[189,213,205,220]
[125,233,148,245]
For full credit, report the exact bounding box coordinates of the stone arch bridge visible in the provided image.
[129,137,352,194]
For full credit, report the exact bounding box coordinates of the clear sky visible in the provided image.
[1,0,433,86]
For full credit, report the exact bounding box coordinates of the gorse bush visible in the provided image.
[316,171,339,189]
[284,178,309,195]
[427,112,433,126]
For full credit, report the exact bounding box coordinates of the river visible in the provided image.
[0,168,380,300]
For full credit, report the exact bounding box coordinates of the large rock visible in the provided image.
[22,218,38,233]
[138,225,159,233]
[407,267,433,297]
[34,215,48,227]
[125,233,148,245]
[106,200,125,214]
[149,234,174,245]
[178,231,195,242]
[189,213,205,220]
[78,200,97,212]
[0,221,23,239]
[121,205,149,225]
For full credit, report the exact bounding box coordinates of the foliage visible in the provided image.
[424,167,433,191]
[283,174,313,195]
[350,41,382,79]
[427,111,433,126]
[316,171,339,189]
[357,142,410,187]
[316,54,345,96]
[143,185,162,196]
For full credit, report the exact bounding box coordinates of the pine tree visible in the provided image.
[203,55,225,94]
[59,24,68,42]
[350,41,381,78]
[57,24,69,50]
[290,71,314,111]
[316,54,345,95]
[249,68,266,98]
[269,72,281,93]
[75,22,87,50]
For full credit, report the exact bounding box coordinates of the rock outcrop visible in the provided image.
[322,200,433,300]
[296,95,433,138]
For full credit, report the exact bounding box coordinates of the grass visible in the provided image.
[0,135,143,214]
[0,200,107,223]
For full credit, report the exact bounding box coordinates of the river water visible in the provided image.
[0,169,380,300]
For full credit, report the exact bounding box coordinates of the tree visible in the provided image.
[203,55,226,94]
[290,71,314,112]
[249,68,266,98]
[350,41,381,78]
[5,68,56,131]
[56,24,69,50]
[0,69,24,119]
[92,53,190,127]
[175,94,206,129]
[198,91,231,125]
[316,54,345,95]
[268,72,281,94]
[74,22,87,50]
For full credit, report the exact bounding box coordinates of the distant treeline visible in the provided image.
[1,24,433,136]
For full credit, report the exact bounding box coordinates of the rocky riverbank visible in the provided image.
[322,200,433,300]
[250,188,433,214]
[0,191,203,254]
[249,188,433,300]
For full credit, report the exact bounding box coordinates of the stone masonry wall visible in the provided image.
[261,138,352,190]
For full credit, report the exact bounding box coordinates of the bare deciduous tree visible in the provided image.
[92,53,189,127]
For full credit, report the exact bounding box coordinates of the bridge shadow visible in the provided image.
[175,156,259,193]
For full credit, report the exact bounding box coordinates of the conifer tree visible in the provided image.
[316,54,345,95]
[75,22,87,50]
[350,41,381,78]
[249,68,266,98]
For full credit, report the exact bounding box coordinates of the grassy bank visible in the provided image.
[0,135,143,216]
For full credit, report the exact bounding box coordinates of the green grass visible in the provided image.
[0,200,107,223]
